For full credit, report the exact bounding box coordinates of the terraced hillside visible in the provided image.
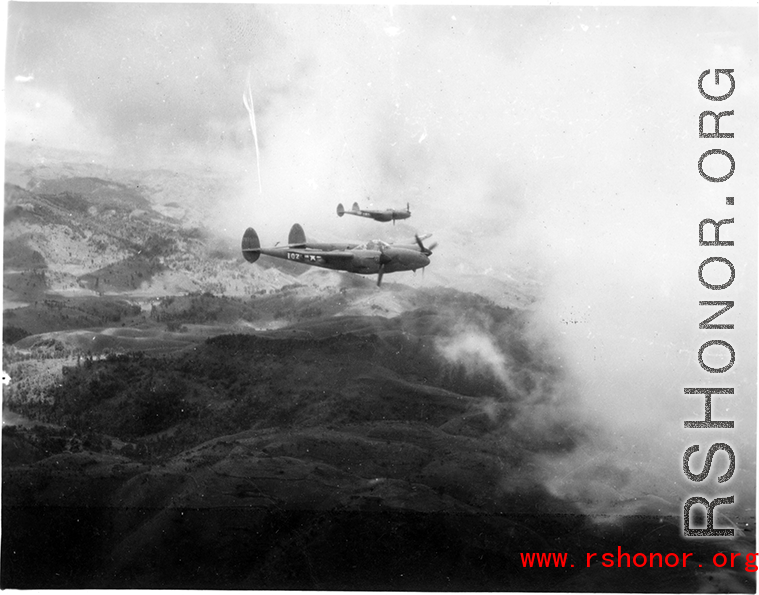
[3,168,295,310]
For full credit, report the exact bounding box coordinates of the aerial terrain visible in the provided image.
[2,144,754,591]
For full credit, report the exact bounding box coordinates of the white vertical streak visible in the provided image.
[242,78,263,195]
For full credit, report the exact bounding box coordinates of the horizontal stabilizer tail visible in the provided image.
[241,227,261,263]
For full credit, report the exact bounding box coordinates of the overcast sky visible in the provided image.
[5,4,757,517]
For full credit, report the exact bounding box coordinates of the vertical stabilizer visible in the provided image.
[241,228,261,263]
[288,223,307,246]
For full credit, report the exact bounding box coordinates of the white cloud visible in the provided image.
[6,85,112,155]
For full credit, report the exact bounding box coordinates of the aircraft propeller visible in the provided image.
[375,236,436,286]
[414,234,437,256]
[377,245,393,286]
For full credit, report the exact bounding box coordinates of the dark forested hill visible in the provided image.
[3,296,753,591]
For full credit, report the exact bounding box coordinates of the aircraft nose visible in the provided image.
[404,251,429,269]
[383,248,430,271]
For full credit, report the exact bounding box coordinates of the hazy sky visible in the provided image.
[5,4,758,518]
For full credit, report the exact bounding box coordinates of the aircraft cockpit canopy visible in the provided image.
[357,239,391,251]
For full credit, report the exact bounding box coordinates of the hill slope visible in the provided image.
[4,299,753,591]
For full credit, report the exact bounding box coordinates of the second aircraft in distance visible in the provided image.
[336,201,411,224]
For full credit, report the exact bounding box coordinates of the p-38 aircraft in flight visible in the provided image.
[242,223,435,286]
[336,202,411,224]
